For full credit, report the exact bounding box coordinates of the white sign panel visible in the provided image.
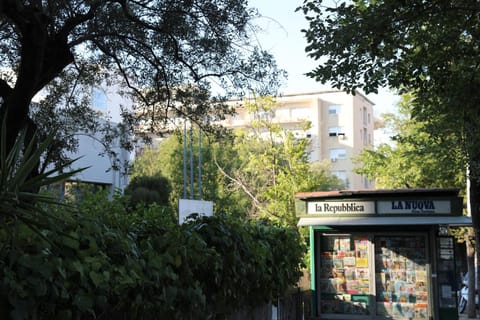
[377,200,451,214]
[307,201,375,215]
[178,199,213,224]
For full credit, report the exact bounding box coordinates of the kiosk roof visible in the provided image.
[296,188,461,200]
[298,215,472,227]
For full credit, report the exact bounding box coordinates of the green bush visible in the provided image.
[124,175,171,208]
[0,190,305,319]
[185,215,306,317]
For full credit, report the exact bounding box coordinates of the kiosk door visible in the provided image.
[317,234,372,317]
[374,235,430,319]
[316,233,431,319]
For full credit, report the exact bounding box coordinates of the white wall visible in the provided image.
[67,132,131,191]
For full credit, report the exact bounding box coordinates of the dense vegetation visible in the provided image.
[131,97,343,226]
[0,191,305,320]
[0,126,305,320]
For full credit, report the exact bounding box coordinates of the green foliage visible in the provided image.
[185,214,306,317]
[1,0,285,176]
[124,175,172,208]
[297,0,480,175]
[298,0,477,180]
[0,119,305,318]
[231,96,343,226]
[0,189,305,319]
[355,95,465,189]
[131,97,343,226]
[0,119,82,241]
[131,129,252,217]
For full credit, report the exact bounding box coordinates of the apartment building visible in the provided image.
[43,84,134,195]
[223,90,375,190]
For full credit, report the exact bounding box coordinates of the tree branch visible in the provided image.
[213,152,261,208]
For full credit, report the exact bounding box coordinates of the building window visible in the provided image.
[363,176,371,189]
[253,110,274,121]
[328,104,342,115]
[363,107,367,125]
[329,148,347,161]
[363,128,368,146]
[329,126,346,137]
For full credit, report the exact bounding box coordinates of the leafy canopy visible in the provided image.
[131,96,343,226]
[355,94,465,189]
[0,0,284,173]
[298,0,480,96]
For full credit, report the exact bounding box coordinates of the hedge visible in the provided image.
[0,192,305,319]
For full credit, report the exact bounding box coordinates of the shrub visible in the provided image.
[124,175,171,208]
[0,191,305,319]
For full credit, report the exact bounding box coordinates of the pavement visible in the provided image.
[459,313,480,319]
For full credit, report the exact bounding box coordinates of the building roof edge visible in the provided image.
[228,89,376,106]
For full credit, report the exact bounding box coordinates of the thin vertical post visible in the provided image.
[198,127,202,199]
[183,120,187,199]
[189,125,194,199]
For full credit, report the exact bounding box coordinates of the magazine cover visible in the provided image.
[379,291,392,302]
[356,268,368,280]
[358,279,370,294]
[414,303,428,318]
[416,291,428,303]
[415,270,427,282]
[356,257,368,268]
[392,302,415,318]
[344,256,356,267]
[333,258,344,269]
[345,267,355,280]
[339,237,351,251]
[346,280,359,294]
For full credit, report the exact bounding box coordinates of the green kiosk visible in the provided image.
[296,188,471,320]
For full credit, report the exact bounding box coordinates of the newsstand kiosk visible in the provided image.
[296,188,472,320]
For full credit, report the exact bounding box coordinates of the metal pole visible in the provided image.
[198,127,202,199]
[183,120,187,199]
[189,124,194,199]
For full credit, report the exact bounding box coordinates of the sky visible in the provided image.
[248,1,400,119]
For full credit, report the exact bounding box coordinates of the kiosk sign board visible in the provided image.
[377,200,451,214]
[305,200,452,215]
[307,201,375,215]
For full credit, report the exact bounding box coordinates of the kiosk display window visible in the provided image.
[318,233,430,319]
[319,234,371,315]
[374,236,429,319]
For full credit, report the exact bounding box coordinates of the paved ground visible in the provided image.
[459,313,480,319]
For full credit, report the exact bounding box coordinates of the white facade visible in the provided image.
[67,132,131,192]
[223,90,375,190]
[64,84,134,192]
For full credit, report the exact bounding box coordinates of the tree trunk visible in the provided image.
[468,173,480,318]
[0,4,75,186]
[467,228,476,318]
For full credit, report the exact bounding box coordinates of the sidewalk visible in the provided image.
[459,314,480,319]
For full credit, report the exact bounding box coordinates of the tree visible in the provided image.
[131,128,252,217]
[231,96,343,226]
[0,0,284,178]
[131,96,343,225]
[298,0,480,316]
[124,174,172,208]
[355,94,465,189]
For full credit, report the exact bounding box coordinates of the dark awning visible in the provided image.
[298,215,472,227]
